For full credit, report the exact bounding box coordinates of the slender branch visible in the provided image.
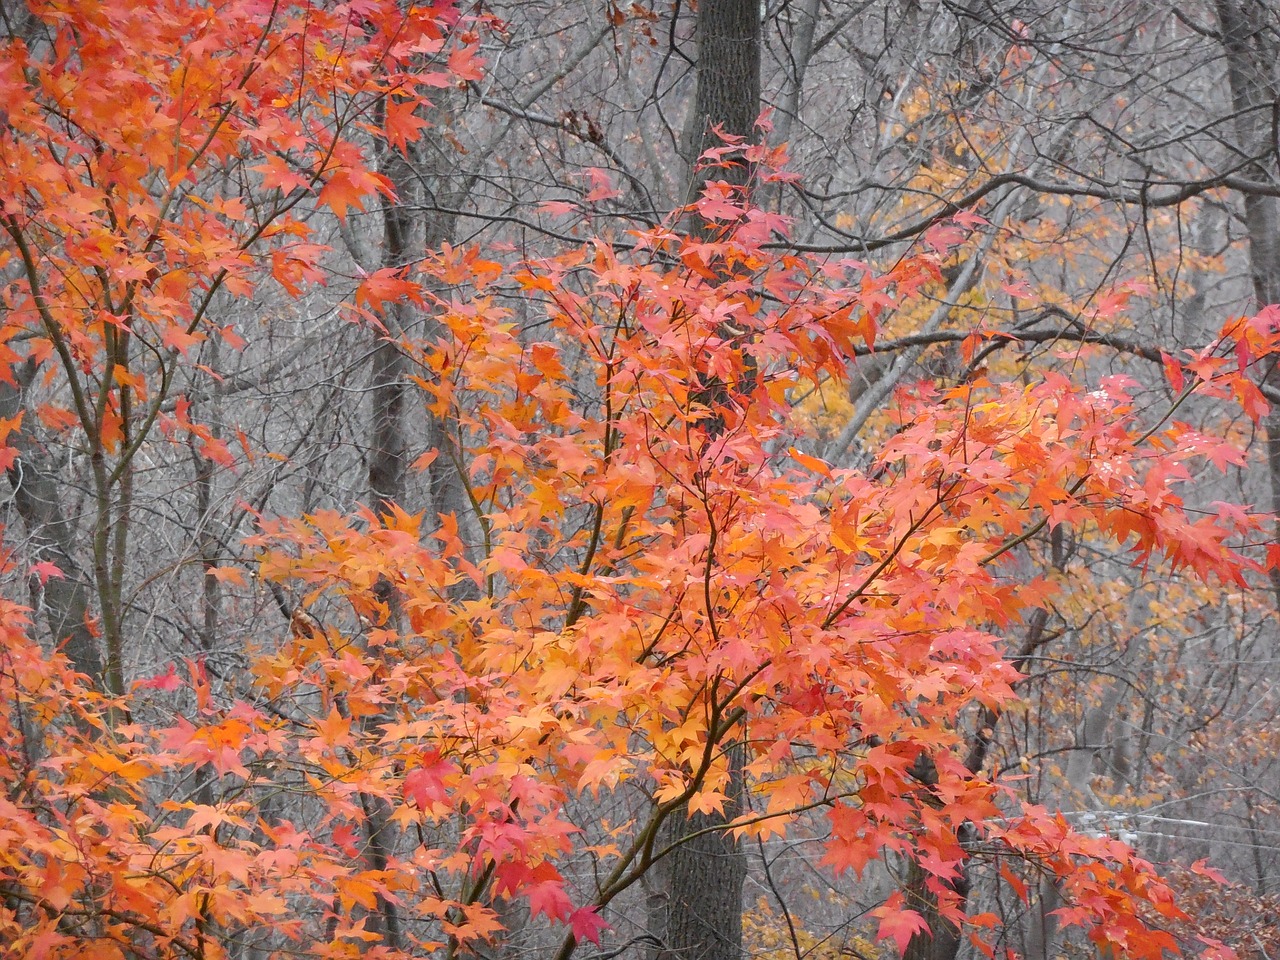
[776,168,1280,254]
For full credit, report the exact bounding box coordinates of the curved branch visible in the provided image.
[776,169,1280,254]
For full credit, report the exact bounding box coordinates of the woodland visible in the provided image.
[3,1,1280,958]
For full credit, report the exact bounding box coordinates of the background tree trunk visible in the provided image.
[0,367,100,681]
[1214,0,1280,610]
[652,4,760,960]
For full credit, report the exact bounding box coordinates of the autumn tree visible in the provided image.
[3,2,1280,960]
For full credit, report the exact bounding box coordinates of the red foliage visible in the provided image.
[2,2,1277,958]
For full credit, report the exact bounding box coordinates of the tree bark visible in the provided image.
[1214,0,1280,610]
[649,744,748,960]
[0,369,101,681]
[902,752,970,960]
[650,5,761,960]
[360,86,478,951]
[680,0,761,200]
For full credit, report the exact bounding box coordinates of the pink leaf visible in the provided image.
[1190,858,1228,885]
[584,168,620,203]
[30,560,65,584]
[538,200,579,217]
[872,894,929,955]
[136,663,182,692]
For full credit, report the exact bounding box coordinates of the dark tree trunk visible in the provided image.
[0,369,101,682]
[902,851,968,960]
[367,141,417,517]
[651,5,761,960]
[649,744,748,960]
[682,0,761,198]
[361,88,475,951]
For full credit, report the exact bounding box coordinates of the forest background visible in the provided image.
[3,1,1280,959]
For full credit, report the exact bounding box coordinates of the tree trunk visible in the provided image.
[902,752,970,960]
[0,368,101,681]
[1214,0,1280,610]
[680,0,762,201]
[651,5,760,960]
[649,742,748,960]
[360,87,477,951]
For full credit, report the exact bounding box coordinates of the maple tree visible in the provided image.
[0,0,480,693]
[749,10,1280,948]
[2,1,1280,959]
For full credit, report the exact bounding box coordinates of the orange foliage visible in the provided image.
[1,3,1278,959]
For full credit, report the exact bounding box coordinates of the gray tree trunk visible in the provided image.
[650,5,760,960]
[0,367,101,681]
[1214,0,1280,610]
[680,0,762,202]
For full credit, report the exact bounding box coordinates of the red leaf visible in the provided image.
[538,200,579,217]
[253,155,311,195]
[569,906,607,945]
[873,893,929,955]
[584,168,620,203]
[1000,277,1034,299]
[355,267,424,312]
[404,754,450,810]
[136,663,182,692]
[695,181,744,221]
[199,437,235,467]
[1161,350,1185,393]
[1189,858,1228,885]
[383,97,429,154]
[789,447,832,478]
[30,560,65,584]
[526,878,574,922]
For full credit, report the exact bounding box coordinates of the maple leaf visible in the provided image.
[443,903,506,942]
[695,181,745,221]
[199,437,235,467]
[135,663,182,692]
[404,754,451,810]
[185,803,247,832]
[569,906,608,945]
[206,565,247,586]
[788,446,833,477]
[951,208,988,230]
[872,894,929,955]
[331,822,362,859]
[1189,859,1228,885]
[318,172,371,222]
[1161,350,1186,393]
[383,97,430,154]
[310,707,353,751]
[526,874,574,922]
[538,199,578,217]
[253,154,312,195]
[37,405,79,433]
[448,43,486,82]
[923,219,966,253]
[355,266,424,312]
[29,560,65,585]
[584,167,620,203]
[821,803,879,877]
[1000,276,1034,298]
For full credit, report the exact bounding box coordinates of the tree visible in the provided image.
[2,2,1279,960]
[0,0,484,693]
